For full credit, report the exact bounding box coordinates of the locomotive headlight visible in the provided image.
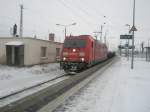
[81,58,85,62]
[63,57,66,61]
[73,49,76,52]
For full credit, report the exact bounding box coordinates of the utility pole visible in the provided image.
[100,25,103,42]
[104,31,108,44]
[101,16,106,42]
[104,32,106,44]
[64,27,66,38]
[131,0,136,69]
[19,4,23,38]
[93,31,101,41]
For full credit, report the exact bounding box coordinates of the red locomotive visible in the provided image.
[60,35,108,73]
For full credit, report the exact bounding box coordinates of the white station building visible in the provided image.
[0,35,63,66]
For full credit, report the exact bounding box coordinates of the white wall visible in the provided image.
[24,39,56,65]
[0,37,57,66]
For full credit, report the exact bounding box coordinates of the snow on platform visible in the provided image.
[0,63,65,98]
[54,57,150,112]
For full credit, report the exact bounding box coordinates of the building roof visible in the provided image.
[5,41,24,46]
[0,37,62,44]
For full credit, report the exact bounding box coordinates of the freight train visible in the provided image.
[60,35,109,73]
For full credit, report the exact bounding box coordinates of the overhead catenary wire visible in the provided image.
[69,0,106,21]
[74,0,121,34]
[56,0,96,27]
[62,0,111,40]
[64,0,100,22]
[73,0,112,26]
[65,0,105,27]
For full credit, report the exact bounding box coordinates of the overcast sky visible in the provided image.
[0,0,150,49]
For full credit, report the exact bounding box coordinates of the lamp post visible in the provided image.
[19,4,24,38]
[56,22,76,39]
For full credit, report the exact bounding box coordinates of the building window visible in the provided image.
[41,47,47,57]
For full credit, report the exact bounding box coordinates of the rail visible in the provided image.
[0,74,68,100]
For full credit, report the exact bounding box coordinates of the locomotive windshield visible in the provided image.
[64,39,86,48]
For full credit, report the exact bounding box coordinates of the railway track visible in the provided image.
[0,57,116,112]
[0,73,69,102]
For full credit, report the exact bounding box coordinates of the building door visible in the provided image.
[18,45,24,66]
[6,45,24,66]
[6,46,12,65]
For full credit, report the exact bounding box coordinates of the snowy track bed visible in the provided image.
[0,63,66,106]
[0,57,116,112]
[0,75,69,108]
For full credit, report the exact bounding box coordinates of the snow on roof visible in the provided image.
[5,41,24,46]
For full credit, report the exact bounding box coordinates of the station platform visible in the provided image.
[54,57,150,112]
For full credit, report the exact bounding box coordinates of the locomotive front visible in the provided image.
[60,36,87,73]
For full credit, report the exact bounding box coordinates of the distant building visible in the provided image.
[49,33,55,42]
[0,36,63,66]
[145,46,150,61]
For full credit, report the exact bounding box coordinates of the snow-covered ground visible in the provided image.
[0,63,65,98]
[54,57,150,112]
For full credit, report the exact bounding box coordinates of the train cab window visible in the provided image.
[64,39,86,48]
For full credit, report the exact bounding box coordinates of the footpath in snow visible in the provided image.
[54,57,150,112]
[0,63,65,98]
